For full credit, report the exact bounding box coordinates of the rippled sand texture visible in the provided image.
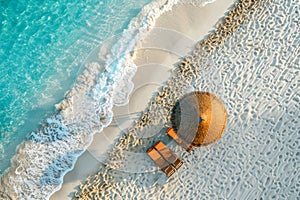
[76,0,299,199]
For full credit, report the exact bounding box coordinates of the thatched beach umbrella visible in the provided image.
[170,92,227,147]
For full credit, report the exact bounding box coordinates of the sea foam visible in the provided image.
[0,0,216,199]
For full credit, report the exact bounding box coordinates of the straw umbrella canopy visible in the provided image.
[170,92,227,147]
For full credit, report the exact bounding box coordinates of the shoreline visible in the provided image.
[50,0,236,199]
[1,0,298,198]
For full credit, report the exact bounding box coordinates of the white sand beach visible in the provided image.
[50,0,235,199]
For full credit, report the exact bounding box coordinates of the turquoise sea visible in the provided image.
[0,0,152,174]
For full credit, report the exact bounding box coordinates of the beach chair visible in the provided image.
[147,141,183,177]
[153,141,183,170]
[147,146,175,177]
[166,126,194,152]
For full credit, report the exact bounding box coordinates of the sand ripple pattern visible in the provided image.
[76,0,299,199]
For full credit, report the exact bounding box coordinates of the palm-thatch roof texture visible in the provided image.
[170,92,227,147]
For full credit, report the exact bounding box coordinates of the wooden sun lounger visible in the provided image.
[161,165,176,177]
[166,126,194,152]
[147,141,183,177]
[147,146,175,177]
[153,141,183,170]
[147,147,169,169]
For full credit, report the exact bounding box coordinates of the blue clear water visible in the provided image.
[0,0,152,174]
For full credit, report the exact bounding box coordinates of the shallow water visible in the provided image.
[0,0,152,174]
